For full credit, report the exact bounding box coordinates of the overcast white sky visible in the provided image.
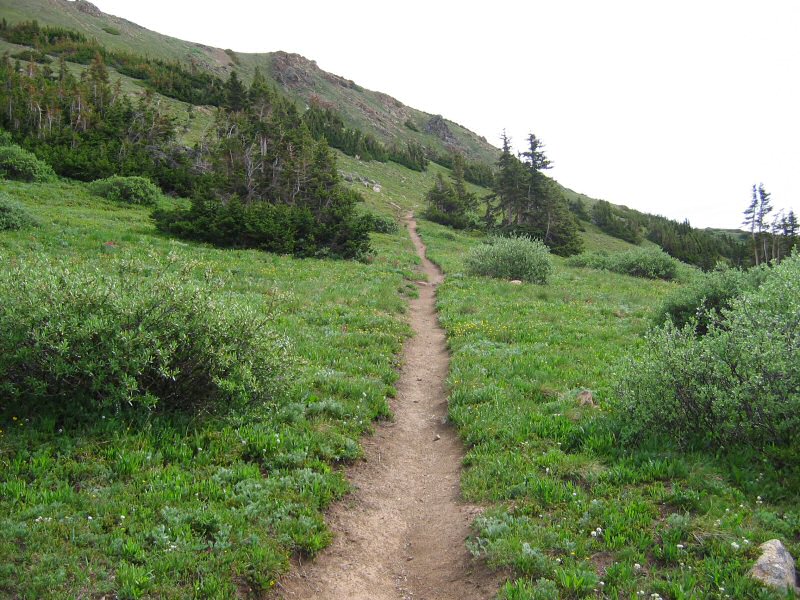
[90,0,799,229]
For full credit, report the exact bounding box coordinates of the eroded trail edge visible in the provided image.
[278,216,501,600]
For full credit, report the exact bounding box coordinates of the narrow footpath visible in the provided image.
[278,216,501,600]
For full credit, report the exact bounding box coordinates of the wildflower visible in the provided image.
[87,516,93,521]
[634,563,642,571]
[731,542,740,550]
[676,544,684,549]
[591,531,598,537]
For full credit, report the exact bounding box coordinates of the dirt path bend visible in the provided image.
[278,215,501,600]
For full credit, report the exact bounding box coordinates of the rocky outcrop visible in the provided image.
[425,115,457,144]
[749,540,799,593]
[73,0,103,17]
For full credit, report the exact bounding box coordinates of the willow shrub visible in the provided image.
[464,235,553,284]
[615,252,800,455]
[0,253,291,416]
[568,247,679,280]
[89,175,162,206]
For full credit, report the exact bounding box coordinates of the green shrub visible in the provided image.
[0,194,37,231]
[154,194,371,259]
[0,129,12,146]
[0,144,56,182]
[360,212,398,234]
[89,176,162,206]
[615,252,800,455]
[0,254,291,416]
[655,263,770,334]
[464,235,553,284]
[568,247,679,280]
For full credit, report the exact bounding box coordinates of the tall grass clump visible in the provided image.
[0,193,37,231]
[615,252,800,456]
[464,235,552,284]
[568,247,679,280]
[0,144,56,182]
[0,253,291,416]
[89,175,163,206]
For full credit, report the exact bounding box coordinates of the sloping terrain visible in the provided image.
[0,0,499,164]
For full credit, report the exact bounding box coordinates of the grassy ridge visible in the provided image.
[0,179,418,598]
[419,220,797,599]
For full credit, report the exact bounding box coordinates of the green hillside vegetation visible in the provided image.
[1,3,798,599]
[0,176,418,598]
[418,221,799,599]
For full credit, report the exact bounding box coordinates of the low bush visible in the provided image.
[154,194,371,259]
[464,235,552,284]
[0,254,291,416]
[0,193,37,231]
[89,175,162,206]
[567,247,679,280]
[360,212,399,234]
[655,263,770,334]
[615,252,800,455]
[0,144,56,182]
[422,205,478,230]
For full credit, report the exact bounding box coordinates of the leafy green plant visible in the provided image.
[615,252,800,454]
[89,176,162,206]
[655,263,769,333]
[0,253,291,415]
[0,193,37,231]
[568,247,679,280]
[464,235,553,283]
[360,212,399,234]
[0,144,56,182]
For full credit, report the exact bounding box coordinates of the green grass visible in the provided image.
[0,178,419,598]
[418,219,798,600]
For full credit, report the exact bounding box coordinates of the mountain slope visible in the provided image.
[0,0,499,164]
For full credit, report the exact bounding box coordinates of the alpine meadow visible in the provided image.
[0,1,798,599]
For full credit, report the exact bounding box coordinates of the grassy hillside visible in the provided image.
[0,177,420,598]
[0,0,500,165]
[418,221,797,599]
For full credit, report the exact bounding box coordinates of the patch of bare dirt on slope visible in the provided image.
[276,216,504,600]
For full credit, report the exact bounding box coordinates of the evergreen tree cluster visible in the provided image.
[422,153,477,229]
[486,132,583,256]
[0,53,193,193]
[646,216,749,270]
[743,183,798,265]
[0,20,225,105]
[590,200,643,244]
[431,152,494,187]
[153,69,370,258]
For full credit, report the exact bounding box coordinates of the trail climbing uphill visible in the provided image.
[278,216,501,599]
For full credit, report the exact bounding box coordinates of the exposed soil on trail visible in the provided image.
[277,216,503,599]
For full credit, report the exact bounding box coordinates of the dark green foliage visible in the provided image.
[0,54,194,194]
[89,176,162,206]
[591,200,643,244]
[464,235,553,284]
[404,118,419,132]
[360,212,398,234]
[647,215,749,270]
[101,26,121,36]
[568,247,679,280]
[431,152,495,187]
[304,104,389,162]
[0,21,225,105]
[656,264,770,333]
[0,143,56,182]
[423,153,478,229]
[389,140,428,171]
[568,197,589,221]
[0,254,290,416]
[489,132,583,256]
[616,252,800,457]
[0,192,37,230]
[154,73,371,258]
[10,49,52,64]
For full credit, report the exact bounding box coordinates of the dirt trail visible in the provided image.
[278,216,501,600]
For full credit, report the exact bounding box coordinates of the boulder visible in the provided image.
[749,539,799,593]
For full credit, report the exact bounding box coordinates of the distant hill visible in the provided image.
[0,0,499,165]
